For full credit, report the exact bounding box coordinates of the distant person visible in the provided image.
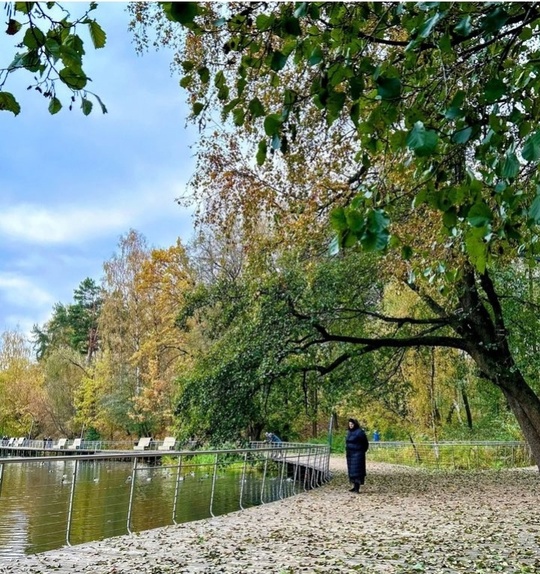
[373,430,380,442]
[346,418,369,493]
[265,432,282,443]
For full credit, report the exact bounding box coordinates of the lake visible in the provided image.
[0,456,295,558]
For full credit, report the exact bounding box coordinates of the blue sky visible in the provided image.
[0,3,196,337]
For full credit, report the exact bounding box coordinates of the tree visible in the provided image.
[136,2,540,468]
[33,278,102,362]
[0,330,45,436]
[99,230,192,437]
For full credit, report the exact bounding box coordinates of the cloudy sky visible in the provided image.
[0,3,197,337]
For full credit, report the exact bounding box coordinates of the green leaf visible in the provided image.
[529,195,540,223]
[192,102,204,116]
[270,51,288,71]
[23,27,45,49]
[94,93,107,114]
[484,78,506,103]
[452,126,472,144]
[197,66,210,83]
[59,67,87,90]
[454,16,472,36]
[361,228,389,251]
[44,37,61,58]
[402,245,413,260]
[467,202,492,227]
[522,131,540,162]
[326,90,346,124]
[442,209,457,228]
[248,97,265,118]
[294,3,308,18]
[256,14,274,31]
[376,76,401,100]
[328,234,340,256]
[214,70,226,88]
[233,107,245,127]
[416,13,442,40]
[465,229,488,273]
[281,16,302,37]
[162,2,199,25]
[88,20,106,49]
[59,44,83,68]
[480,7,509,34]
[263,114,282,137]
[48,96,62,114]
[345,209,364,232]
[0,92,21,115]
[308,46,324,66]
[501,152,520,179]
[6,19,22,35]
[330,207,348,232]
[406,121,438,157]
[256,139,267,166]
[81,98,93,116]
[14,2,35,14]
[366,209,390,234]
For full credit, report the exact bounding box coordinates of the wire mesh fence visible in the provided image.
[0,442,330,558]
[368,441,534,469]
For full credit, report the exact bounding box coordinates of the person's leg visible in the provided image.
[349,481,360,492]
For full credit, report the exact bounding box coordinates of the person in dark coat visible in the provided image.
[346,418,369,493]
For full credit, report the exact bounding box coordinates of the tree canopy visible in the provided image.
[5,2,540,468]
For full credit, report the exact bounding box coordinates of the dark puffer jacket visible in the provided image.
[346,427,369,483]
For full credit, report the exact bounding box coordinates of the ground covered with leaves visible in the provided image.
[1,457,539,574]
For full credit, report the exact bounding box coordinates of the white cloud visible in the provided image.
[0,175,192,246]
[0,274,55,308]
[0,202,134,244]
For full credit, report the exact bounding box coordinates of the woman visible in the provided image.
[346,418,369,493]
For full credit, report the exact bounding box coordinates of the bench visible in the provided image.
[133,437,152,451]
[158,437,176,451]
[54,438,68,449]
[68,438,82,450]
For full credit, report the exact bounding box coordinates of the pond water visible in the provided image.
[0,457,294,558]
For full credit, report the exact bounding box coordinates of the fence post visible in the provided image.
[278,449,286,500]
[172,454,183,525]
[126,456,138,534]
[239,451,248,510]
[65,459,79,547]
[260,451,269,504]
[209,453,219,517]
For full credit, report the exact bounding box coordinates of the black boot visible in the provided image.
[349,482,360,492]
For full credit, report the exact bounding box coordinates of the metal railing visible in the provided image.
[0,442,330,557]
[0,437,198,452]
[368,440,534,469]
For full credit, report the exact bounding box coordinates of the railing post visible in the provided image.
[260,451,269,504]
[278,448,286,500]
[292,449,301,495]
[0,462,4,497]
[126,456,138,534]
[65,459,79,547]
[239,451,248,510]
[172,454,183,525]
[209,453,219,517]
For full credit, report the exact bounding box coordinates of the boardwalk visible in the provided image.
[0,457,539,573]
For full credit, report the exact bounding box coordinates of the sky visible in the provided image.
[0,3,197,337]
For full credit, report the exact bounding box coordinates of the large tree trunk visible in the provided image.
[499,376,540,471]
[456,268,540,470]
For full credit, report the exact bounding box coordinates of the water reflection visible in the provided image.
[0,457,298,558]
